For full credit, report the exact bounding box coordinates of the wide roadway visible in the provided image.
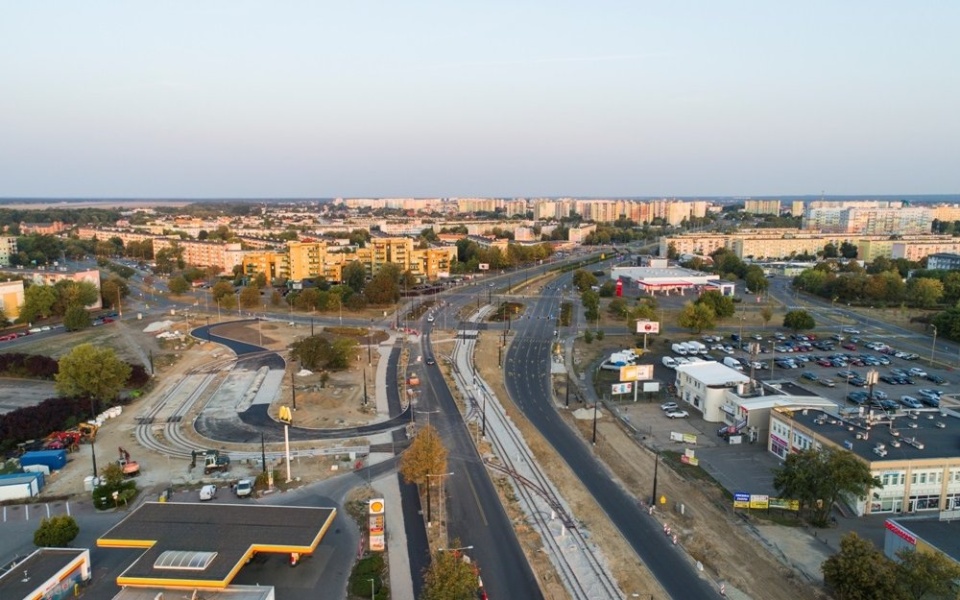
[504,272,718,599]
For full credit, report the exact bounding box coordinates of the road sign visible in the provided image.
[619,364,654,382]
[636,320,660,334]
[611,382,633,395]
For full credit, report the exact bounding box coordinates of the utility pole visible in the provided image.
[290,369,297,410]
[650,450,660,507]
[260,432,267,474]
[591,399,599,445]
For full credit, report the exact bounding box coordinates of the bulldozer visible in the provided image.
[192,449,230,474]
[118,447,141,477]
[77,423,99,442]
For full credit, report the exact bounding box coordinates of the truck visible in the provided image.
[723,356,744,371]
[686,341,708,355]
[671,343,688,356]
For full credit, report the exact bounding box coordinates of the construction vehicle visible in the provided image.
[43,431,82,452]
[77,423,98,442]
[118,447,141,477]
[192,449,230,474]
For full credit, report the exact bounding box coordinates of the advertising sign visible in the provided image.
[749,494,770,510]
[636,320,660,334]
[368,498,386,552]
[734,492,750,509]
[769,498,801,511]
[619,364,654,382]
[643,381,661,393]
[885,520,917,545]
[611,382,633,395]
[478,263,490,271]
[615,279,623,297]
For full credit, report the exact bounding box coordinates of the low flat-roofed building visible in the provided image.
[0,547,91,600]
[883,517,960,566]
[674,362,750,422]
[926,252,960,271]
[111,584,275,600]
[717,380,837,443]
[769,406,960,516]
[612,265,731,296]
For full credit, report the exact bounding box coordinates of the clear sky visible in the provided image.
[1,1,958,198]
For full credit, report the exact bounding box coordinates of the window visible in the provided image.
[154,551,218,571]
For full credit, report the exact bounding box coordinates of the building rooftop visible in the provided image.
[888,518,960,562]
[111,584,275,600]
[612,266,710,280]
[0,548,87,600]
[783,407,960,463]
[676,362,750,386]
[98,502,336,589]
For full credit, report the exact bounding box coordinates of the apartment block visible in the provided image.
[927,253,960,271]
[744,200,781,216]
[0,236,17,266]
[892,241,960,262]
[153,239,242,273]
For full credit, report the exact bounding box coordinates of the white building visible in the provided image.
[673,362,750,422]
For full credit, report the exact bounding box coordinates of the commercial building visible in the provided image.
[883,517,960,567]
[611,265,734,297]
[673,362,750,422]
[769,407,960,516]
[0,548,91,600]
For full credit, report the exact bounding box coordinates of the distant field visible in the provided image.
[0,379,57,414]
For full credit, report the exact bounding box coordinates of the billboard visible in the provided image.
[611,382,633,395]
[636,320,660,334]
[619,364,654,382]
[643,381,661,393]
[478,263,490,271]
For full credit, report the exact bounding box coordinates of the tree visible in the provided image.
[598,281,616,297]
[421,542,481,600]
[581,289,600,322]
[783,309,815,331]
[19,284,58,323]
[34,515,80,547]
[822,533,899,600]
[840,241,859,259]
[270,290,283,307]
[52,280,99,316]
[677,302,716,333]
[760,306,773,328]
[907,278,944,308]
[63,306,91,331]
[343,261,367,294]
[211,281,235,303]
[240,285,261,309]
[607,298,628,318]
[167,275,191,295]
[365,264,401,305]
[744,266,769,293]
[54,344,132,404]
[895,546,960,600]
[696,290,735,319]
[773,447,880,527]
[572,269,598,292]
[399,424,448,487]
[100,276,129,309]
[822,243,839,258]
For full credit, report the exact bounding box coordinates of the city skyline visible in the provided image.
[2,2,958,198]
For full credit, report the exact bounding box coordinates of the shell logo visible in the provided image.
[369,499,385,514]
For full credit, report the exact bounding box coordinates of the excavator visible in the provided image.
[77,423,98,442]
[118,447,141,477]
[43,431,82,452]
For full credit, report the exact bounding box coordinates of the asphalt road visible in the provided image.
[504,271,719,599]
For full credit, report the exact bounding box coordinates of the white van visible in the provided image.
[723,356,744,371]
[662,356,678,369]
[199,484,218,501]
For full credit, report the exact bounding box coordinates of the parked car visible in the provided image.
[926,373,947,384]
[909,367,928,378]
[847,391,869,404]
[819,378,837,388]
[899,396,923,409]
[235,479,253,498]
[849,377,868,387]
[838,370,857,380]
[842,342,857,351]
[199,484,218,501]
[660,402,679,412]
[918,391,941,407]
[842,327,861,334]
[665,410,689,419]
[800,372,819,382]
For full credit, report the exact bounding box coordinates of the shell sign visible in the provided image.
[368,498,386,551]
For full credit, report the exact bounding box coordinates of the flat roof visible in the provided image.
[676,362,750,386]
[0,548,87,599]
[784,408,960,463]
[612,266,712,280]
[888,518,960,561]
[98,502,336,589]
[111,584,274,600]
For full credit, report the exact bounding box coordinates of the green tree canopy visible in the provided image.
[34,515,80,547]
[907,277,944,308]
[783,309,816,331]
[54,343,132,403]
[240,284,262,309]
[744,266,769,293]
[211,281,235,303]
[343,260,367,294]
[678,301,716,333]
[822,533,899,600]
[572,269,598,292]
[167,275,191,295]
[773,447,880,527]
[18,284,58,323]
[63,305,91,331]
[895,546,960,600]
[696,290,735,319]
[399,424,448,487]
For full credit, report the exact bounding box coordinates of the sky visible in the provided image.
[1,1,958,199]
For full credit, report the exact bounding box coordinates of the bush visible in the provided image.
[93,480,139,511]
[349,554,388,600]
[34,515,79,547]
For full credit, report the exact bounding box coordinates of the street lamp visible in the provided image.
[438,545,474,552]
[425,472,453,526]
[930,325,938,367]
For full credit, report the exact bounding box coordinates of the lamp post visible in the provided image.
[290,367,297,411]
[650,450,660,507]
[369,577,376,600]
[368,319,374,365]
[425,472,453,526]
[930,325,938,367]
[89,397,98,478]
[278,406,293,483]
[738,312,746,355]
[591,398,599,445]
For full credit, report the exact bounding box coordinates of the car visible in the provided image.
[199,484,218,501]
[665,410,689,419]
[879,375,898,384]
[891,368,907,377]
[841,342,857,351]
[927,374,947,384]
[819,378,837,388]
[752,334,763,340]
[730,333,741,342]
[842,327,861,334]
[425,357,436,365]
[918,388,942,398]
[908,367,928,377]
[235,478,253,498]
[817,358,833,367]
[847,391,869,404]
[917,389,941,403]
[662,356,678,369]
[849,377,868,387]
[838,370,857,380]
[800,372,819,382]
[426,315,435,322]
[871,390,889,400]
[660,402,679,411]
[900,396,923,409]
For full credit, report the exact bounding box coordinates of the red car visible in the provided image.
[842,342,857,351]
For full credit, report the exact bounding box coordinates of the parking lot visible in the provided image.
[661,328,955,415]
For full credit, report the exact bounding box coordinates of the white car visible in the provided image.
[909,367,928,377]
[660,402,679,411]
[665,410,689,419]
[426,315,435,322]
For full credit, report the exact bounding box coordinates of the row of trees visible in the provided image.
[453,239,554,273]
[794,267,946,308]
[678,249,770,294]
